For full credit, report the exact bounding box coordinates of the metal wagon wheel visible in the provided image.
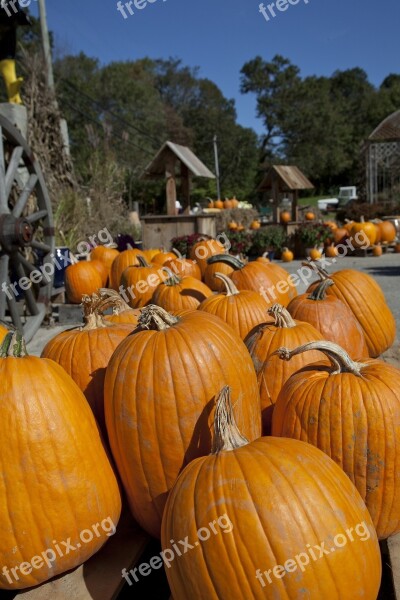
[0,114,55,342]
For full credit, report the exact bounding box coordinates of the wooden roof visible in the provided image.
[141,141,215,179]
[258,165,314,192]
[368,110,400,142]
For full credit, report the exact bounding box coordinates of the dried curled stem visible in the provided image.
[212,386,249,454]
[267,304,296,328]
[138,305,179,331]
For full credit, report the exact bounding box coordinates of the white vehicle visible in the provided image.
[317,187,357,212]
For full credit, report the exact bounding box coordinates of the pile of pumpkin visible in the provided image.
[322,217,398,258]
[0,236,398,599]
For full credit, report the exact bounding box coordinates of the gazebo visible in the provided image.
[257,165,314,222]
[141,141,215,215]
[365,110,400,205]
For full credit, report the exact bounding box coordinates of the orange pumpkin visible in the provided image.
[104,306,261,537]
[90,259,109,287]
[305,211,315,221]
[41,292,135,435]
[378,220,396,243]
[256,252,270,264]
[214,199,224,209]
[325,243,338,258]
[121,256,162,308]
[223,198,233,209]
[164,251,201,280]
[280,210,291,224]
[307,266,395,357]
[0,324,7,343]
[0,332,121,589]
[151,251,178,266]
[151,268,212,312]
[246,304,326,434]
[236,224,245,231]
[110,248,145,290]
[204,258,234,292]
[142,248,163,262]
[333,227,349,244]
[189,238,226,275]
[228,221,238,230]
[395,242,400,253]
[90,246,119,278]
[373,223,381,244]
[65,261,103,304]
[281,247,294,262]
[287,279,369,359]
[198,273,272,339]
[162,387,381,600]
[207,200,215,209]
[250,220,261,230]
[351,217,376,248]
[207,255,298,306]
[230,196,239,208]
[309,248,322,260]
[324,220,337,231]
[272,340,400,539]
[372,244,383,256]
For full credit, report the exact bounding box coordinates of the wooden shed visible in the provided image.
[141,141,215,215]
[258,165,314,222]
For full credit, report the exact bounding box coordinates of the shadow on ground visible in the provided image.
[364,266,400,277]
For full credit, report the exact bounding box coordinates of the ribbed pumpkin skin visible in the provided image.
[287,294,369,359]
[104,310,261,538]
[308,270,395,357]
[90,259,109,287]
[246,315,326,434]
[42,323,134,435]
[164,257,201,280]
[198,289,272,340]
[152,276,212,312]
[162,437,381,600]
[105,310,140,326]
[204,262,234,291]
[152,252,177,266]
[272,357,400,539]
[189,240,225,275]
[90,246,119,273]
[64,263,103,304]
[231,262,297,306]
[0,356,121,590]
[121,263,162,308]
[110,249,144,290]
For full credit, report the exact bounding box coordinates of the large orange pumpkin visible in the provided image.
[41,292,135,435]
[151,251,178,266]
[272,340,400,539]
[378,220,396,243]
[109,248,145,290]
[151,268,212,311]
[0,332,121,590]
[198,273,272,339]
[164,251,201,280]
[90,245,119,276]
[246,304,326,434]
[204,257,235,292]
[351,217,376,248]
[189,238,226,275]
[307,266,395,357]
[65,261,103,304]
[104,306,261,538]
[333,227,349,244]
[161,387,381,600]
[0,324,7,343]
[287,279,369,359]
[90,259,109,287]
[208,255,298,306]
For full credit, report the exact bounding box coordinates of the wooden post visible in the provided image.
[165,154,177,216]
[180,163,191,213]
[272,175,279,223]
[292,190,298,222]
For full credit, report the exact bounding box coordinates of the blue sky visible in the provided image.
[31,0,400,134]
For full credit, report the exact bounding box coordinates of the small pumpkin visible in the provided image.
[162,386,381,600]
[236,224,245,231]
[250,220,260,230]
[372,244,383,257]
[280,210,291,224]
[305,211,315,221]
[198,273,272,339]
[104,306,261,537]
[287,279,369,359]
[333,227,349,244]
[110,248,145,291]
[324,220,337,231]
[325,243,338,258]
[378,220,396,243]
[256,252,270,264]
[207,254,298,306]
[223,198,233,209]
[151,268,212,312]
[41,292,135,435]
[281,247,294,262]
[230,196,239,208]
[246,303,326,434]
[394,242,400,253]
[214,199,224,209]
[0,332,121,589]
[272,340,400,539]
[309,247,322,260]
[65,261,103,304]
[228,221,238,230]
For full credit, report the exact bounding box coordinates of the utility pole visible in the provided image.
[213,134,221,200]
[38,0,55,92]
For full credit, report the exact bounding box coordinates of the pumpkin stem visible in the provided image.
[97,288,132,315]
[274,341,366,376]
[137,255,152,268]
[212,386,249,454]
[268,304,296,328]
[139,305,179,330]
[307,279,334,301]
[161,266,181,287]
[0,331,28,357]
[207,254,244,270]
[301,261,329,281]
[171,248,183,259]
[81,292,112,330]
[214,273,239,296]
